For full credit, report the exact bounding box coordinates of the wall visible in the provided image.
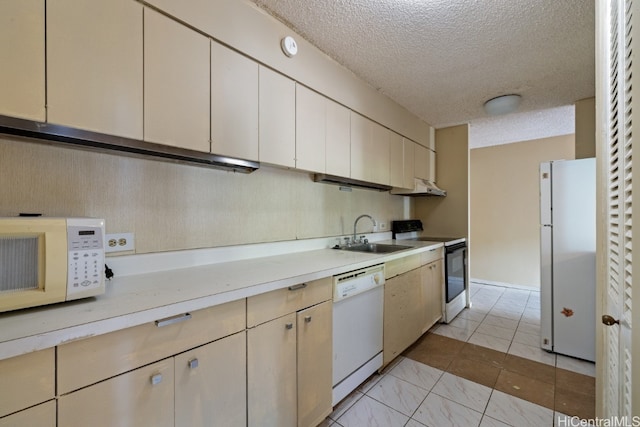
[469,135,575,288]
[415,124,469,238]
[575,97,596,158]
[0,136,405,254]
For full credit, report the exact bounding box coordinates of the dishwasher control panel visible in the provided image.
[333,264,385,302]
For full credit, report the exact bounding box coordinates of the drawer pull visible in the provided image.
[288,283,307,291]
[155,313,192,328]
[188,358,199,369]
[304,316,312,323]
[150,373,163,385]
[285,323,294,330]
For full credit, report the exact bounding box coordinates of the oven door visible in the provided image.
[445,242,467,303]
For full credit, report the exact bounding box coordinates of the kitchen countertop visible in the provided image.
[0,238,443,361]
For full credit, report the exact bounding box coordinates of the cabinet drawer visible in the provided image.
[0,348,54,417]
[421,247,443,265]
[58,299,245,394]
[247,277,331,327]
[58,359,174,427]
[385,254,421,278]
[0,400,55,427]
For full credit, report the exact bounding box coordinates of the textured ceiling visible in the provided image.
[250,0,595,135]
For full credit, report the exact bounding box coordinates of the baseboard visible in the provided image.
[470,278,539,292]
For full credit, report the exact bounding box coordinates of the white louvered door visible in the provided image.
[597,0,637,416]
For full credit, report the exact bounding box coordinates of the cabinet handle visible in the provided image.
[288,283,307,291]
[285,323,294,330]
[188,358,199,369]
[155,313,192,328]
[305,316,312,323]
[150,373,163,385]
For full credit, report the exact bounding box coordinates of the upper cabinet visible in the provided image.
[0,0,45,121]
[414,143,430,181]
[296,85,326,173]
[259,67,295,168]
[47,0,143,139]
[211,41,259,161]
[403,138,416,189]
[351,113,390,185]
[389,132,404,188]
[325,99,351,177]
[144,8,209,152]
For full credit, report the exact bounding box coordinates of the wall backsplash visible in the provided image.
[0,136,406,254]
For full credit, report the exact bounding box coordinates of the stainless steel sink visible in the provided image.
[338,243,413,253]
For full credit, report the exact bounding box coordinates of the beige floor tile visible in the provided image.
[476,323,517,341]
[388,357,443,391]
[468,331,511,353]
[555,354,595,377]
[329,391,363,421]
[480,415,513,427]
[512,330,540,347]
[431,372,492,413]
[485,390,553,427]
[481,314,519,330]
[413,393,483,427]
[433,323,475,341]
[366,375,429,416]
[507,341,556,366]
[336,395,408,427]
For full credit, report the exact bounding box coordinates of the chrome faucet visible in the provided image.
[353,214,376,243]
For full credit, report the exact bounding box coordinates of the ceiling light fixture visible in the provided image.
[483,94,522,116]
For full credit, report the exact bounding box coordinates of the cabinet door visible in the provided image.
[389,132,404,188]
[259,66,295,167]
[296,85,326,173]
[58,359,174,427]
[325,99,351,177]
[0,400,55,427]
[175,331,246,427]
[371,122,390,185]
[297,301,332,427]
[211,41,259,161]
[414,143,429,180]
[383,268,422,366]
[403,138,416,189]
[0,348,54,418]
[350,112,370,182]
[144,8,209,152]
[247,313,297,427]
[428,148,437,183]
[0,0,45,121]
[422,260,444,332]
[47,0,143,138]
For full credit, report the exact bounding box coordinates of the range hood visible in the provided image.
[390,178,447,197]
[0,115,260,173]
[313,173,392,192]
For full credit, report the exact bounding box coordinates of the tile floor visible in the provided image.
[322,282,596,427]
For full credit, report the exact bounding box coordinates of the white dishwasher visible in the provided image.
[332,264,385,405]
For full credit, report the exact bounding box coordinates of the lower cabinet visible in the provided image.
[247,279,333,427]
[58,358,175,427]
[384,254,444,367]
[0,400,55,427]
[175,331,247,427]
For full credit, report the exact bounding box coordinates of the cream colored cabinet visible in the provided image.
[422,260,444,332]
[247,278,332,427]
[211,41,259,161]
[414,143,429,180]
[248,312,298,427]
[0,348,54,419]
[383,267,423,366]
[296,85,326,173]
[297,301,333,427]
[389,132,404,188]
[0,0,45,121]
[0,401,55,427]
[428,148,437,183]
[58,359,175,427]
[403,138,416,188]
[259,66,295,167]
[47,0,143,138]
[325,99,351,177]
[351,113,390,185]
[144,8,209,152]
[175,331,246,427]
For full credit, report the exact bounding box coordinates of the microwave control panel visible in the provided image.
[66,218,106,298]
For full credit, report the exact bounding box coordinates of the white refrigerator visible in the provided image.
[540,158,596,362]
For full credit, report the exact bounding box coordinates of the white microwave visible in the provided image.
[0,217,105,312]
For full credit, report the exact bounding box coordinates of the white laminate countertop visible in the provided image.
[0,238,443,361]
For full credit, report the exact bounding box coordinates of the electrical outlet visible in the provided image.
[105,233,135,253]
[378,222,387,231]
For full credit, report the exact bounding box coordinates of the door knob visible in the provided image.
[602,315,620,326]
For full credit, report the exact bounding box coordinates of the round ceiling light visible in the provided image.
[483,94,522,116]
